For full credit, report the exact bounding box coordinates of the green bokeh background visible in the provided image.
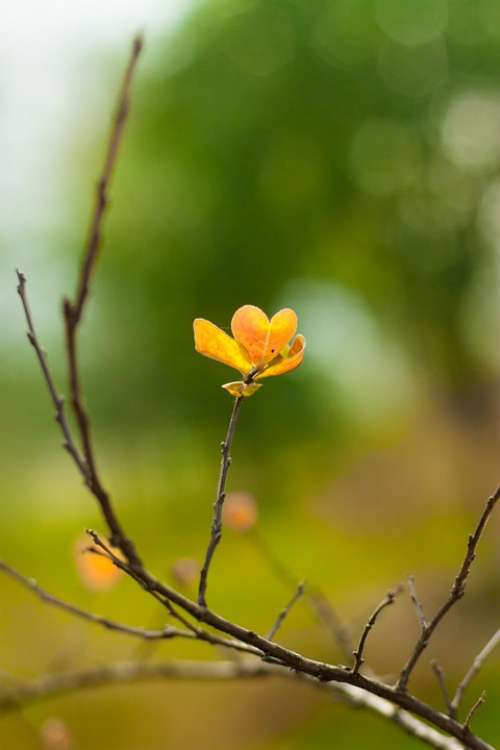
[1,1,499,748]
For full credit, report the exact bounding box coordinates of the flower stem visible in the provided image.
[198,397,244,607]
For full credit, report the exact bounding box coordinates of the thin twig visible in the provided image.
[463,692,486,732]
[432,661,453,715]
[0,560,192,642]
[397,492,499,692]
[62,35,144,569]
[198,396,244,607]
[15,270,88,481]
[250,530,354,659]
[267,582,305,641]
[85,510,497,749]
[450,630,500,719]
[352,587,401,674]
[86,531,263,658]
[408,575,428,630]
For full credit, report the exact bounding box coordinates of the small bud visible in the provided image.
[74,534,123,592]
[223,491,258,533]
[170,558,200,587]
[40,718,71,750]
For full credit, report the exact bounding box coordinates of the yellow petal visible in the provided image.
[256,334,306,379]
[222,380,263,397]
[194,318,252,374]
[231,305,270,365]
[267,308,298,361]
[231,305,298,366]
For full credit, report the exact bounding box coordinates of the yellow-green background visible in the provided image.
[1,1,499,748]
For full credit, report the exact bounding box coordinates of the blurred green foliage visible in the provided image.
[2,1,500,749]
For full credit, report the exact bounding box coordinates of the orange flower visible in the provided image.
[193,304,305,396]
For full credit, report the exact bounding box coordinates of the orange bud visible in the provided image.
[223,492,258,532]
[170,558,199,587]
[40,718,71,750]
[74,535,124,592]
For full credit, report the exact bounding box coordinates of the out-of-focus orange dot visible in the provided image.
[40,718,71,750]
[223,492,258,532]
[74,535,124,592]
[170,558,199,587]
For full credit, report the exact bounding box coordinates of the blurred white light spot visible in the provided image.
[350,119,421,196]
[278,280,415,421]
[441,91,500,173]
[375,0,447,47]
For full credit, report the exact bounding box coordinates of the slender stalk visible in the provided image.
[450,630,500,719]
[352,588,400,674]
[464,692,486,732]
[267,582,305,641]
[432,661,453,715]
[15,270,88,481]
[250,529,353,659]
[198,397,243,607]
[62,35,144,569]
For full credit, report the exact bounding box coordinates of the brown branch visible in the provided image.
[15,270,88,481]
[432,661,453,715]
[352,587,401,674]
[450,629,500,720]
[397,492,499,693]
[80,530,498,750]
[267,582,305,641]
[198,396,244,607]
[0,560,193,642]
[0,659,471,749]
[463,692,486,733]
[61,35,144,570]
[85,531,264,658]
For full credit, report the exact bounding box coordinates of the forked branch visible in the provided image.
[62,35,144,569]
[397,492,499,692]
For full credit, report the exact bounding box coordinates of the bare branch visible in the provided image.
[61,36,144,570]
[352,587,401,674]
[79,528,498,750]
[432,661,453,715]
[0,659,472,750]
[15,270,88,481]
[198,396,244,607]
[397,492,499,692]
[464,692,486,732]
[0,560,193,642]
[267,582,305,641]
[450,630,500,719]
[409,575,428,630]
